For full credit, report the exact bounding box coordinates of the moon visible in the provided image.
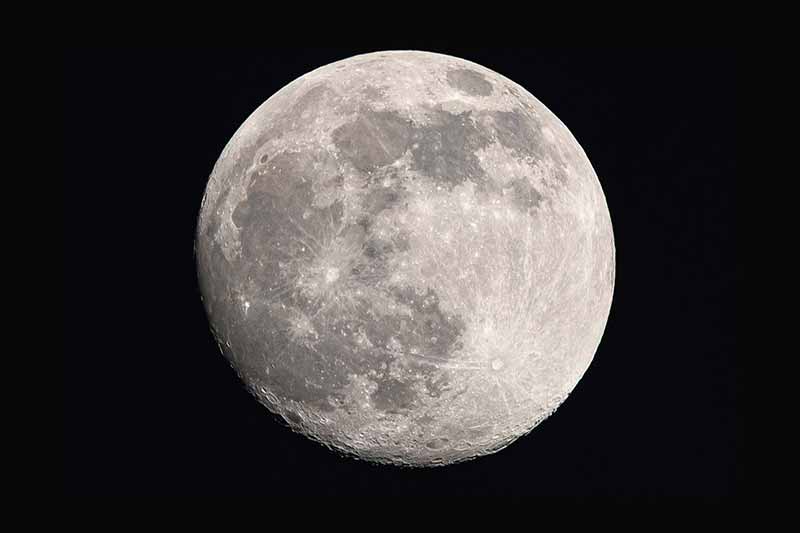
[196,51,615,466]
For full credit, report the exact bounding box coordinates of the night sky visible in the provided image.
[64,48,737,497]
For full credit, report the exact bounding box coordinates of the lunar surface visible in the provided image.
[196,51,615,466]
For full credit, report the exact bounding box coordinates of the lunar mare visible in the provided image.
[196,51,615,466]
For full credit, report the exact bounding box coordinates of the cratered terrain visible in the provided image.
[196,51,615,466]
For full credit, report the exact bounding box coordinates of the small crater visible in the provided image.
[426,437,450,450]
[425,375,449,398]
[361,185,404,216]
[283,410,303,425]
[446,68,493,97]
[324,267,340,284]
[363,238,393,260]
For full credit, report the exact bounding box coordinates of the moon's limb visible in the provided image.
[196,51,615,466]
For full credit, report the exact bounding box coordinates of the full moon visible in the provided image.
[196,51,615,466]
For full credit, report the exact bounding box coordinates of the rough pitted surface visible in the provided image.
[196,51,615,466]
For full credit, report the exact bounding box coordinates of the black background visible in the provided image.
[63,48,737,496]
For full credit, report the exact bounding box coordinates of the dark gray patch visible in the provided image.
[237,305,359,413]
[363,238,394,260]
[390,286,465,359]
[357,230,410,282]
[212,139,467,418]
[360,183,405,217]
[310,308,391,373]
[375,185,402,206]
[234,191,305,266]
[264,303,409,413]
[229,152,353,356]
[233,149,341,263]
[330,284,464,414]
[220,215,461,418]
[361,84,386,102]
[350,237,391,282]
[234,152,303,215]
[507,178,544,213]
[291,84,330,116]
[269,345,349,412]
[255,362,339,412]
[332,110,412,172]
[409,110,491,187]
[446,68,493,97]
[371,377,417,413]
[491,110,542,156]
[235,150,337,254]
[228,214,416,414]
[488,109,570,186]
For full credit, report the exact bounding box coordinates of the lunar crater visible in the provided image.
[197,51,614,466]
[446,68,494,97]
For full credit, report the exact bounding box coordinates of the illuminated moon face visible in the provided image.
[196,51,615,466]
